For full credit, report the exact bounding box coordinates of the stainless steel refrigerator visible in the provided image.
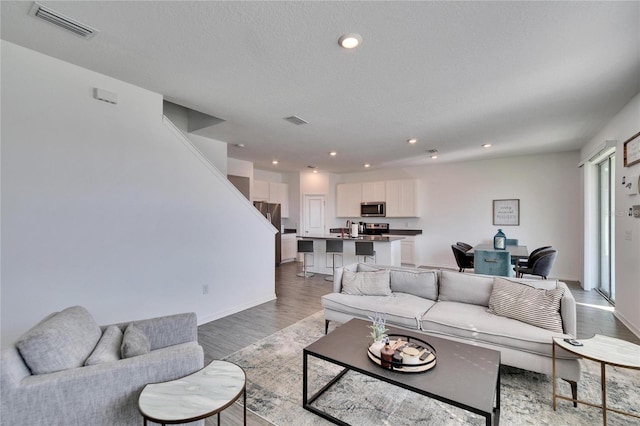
[253,201,281,266]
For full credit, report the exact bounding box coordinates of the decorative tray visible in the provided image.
[367,334,437,373]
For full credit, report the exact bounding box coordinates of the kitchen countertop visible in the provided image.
[297,234,404,242]
[329,228,422,236]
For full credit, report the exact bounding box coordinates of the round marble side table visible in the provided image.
[138,360,246,425]
[552,334,640,425]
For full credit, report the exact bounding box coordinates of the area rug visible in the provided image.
[223,311,640,425]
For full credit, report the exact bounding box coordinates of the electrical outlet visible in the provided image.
[202,284,209,295]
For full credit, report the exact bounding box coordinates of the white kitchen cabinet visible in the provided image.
[281,234,297,262]
[361,181,386,202]
[386,234,421,266]
[336,183,362,217]
[385,179,418,217]
[253,180,269,202]
[253,180,289,218]
[269,182,289,218]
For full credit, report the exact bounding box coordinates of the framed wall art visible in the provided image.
[623,131,640,168]
[493,199,520,226]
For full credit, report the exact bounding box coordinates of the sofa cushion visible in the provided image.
[341,269,392,296]
[389,269,438,300]
[322,292,436,330]
[438,270,494,306]
[357,263,381,272]
[121,323,150,358]
[84,325,123,366]
[420,301,574,357]
[488,277,565,333]
[15,306,102,375]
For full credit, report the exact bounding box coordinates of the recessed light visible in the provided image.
[364,163,371,168]
[430,154,438,159]
[272,160,278,165]
[329,151,337,156]
[338,33,362,49]
[482,143,492,148]
[234,143,245,148]
[312,169,318,173]
[407,138,417,144]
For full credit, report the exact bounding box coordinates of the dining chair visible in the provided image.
[451,244,474,272]
[514,248,557,279]
[474,249,512,276]
[515,246,552,269]
[456,242,473,252]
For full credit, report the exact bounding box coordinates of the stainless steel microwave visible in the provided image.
[360,202,386,217]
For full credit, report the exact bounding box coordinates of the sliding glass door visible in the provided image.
[597,154,615,302]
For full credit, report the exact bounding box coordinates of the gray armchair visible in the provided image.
[1,306,204,426]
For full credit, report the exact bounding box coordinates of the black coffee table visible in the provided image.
[303,319,500,425]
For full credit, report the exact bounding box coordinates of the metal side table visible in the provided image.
[552,334,640,425]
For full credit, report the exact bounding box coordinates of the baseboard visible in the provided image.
[198,293,277,325]
[614,310,640,339]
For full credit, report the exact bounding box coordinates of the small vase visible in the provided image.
[369,339,385,358]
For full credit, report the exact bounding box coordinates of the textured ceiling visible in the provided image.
[2,1,639,173]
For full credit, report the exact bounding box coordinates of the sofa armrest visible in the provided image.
[109,312,198,351]
[558,282,577,337]
[1,342,204,426]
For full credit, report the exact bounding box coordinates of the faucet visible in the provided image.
[346,220,352,237]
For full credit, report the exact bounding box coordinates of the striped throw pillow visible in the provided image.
[488,277,565,333]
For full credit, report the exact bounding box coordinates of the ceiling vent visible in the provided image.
[29,2,99,40]
[284,115,309,125]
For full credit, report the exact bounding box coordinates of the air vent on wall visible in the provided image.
[30,2,99,40]
[284,115,309,125]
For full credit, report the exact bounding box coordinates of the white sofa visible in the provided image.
[321,263,581,397]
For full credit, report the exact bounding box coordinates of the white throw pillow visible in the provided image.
[488,277,565,333]
[341,269,392,296]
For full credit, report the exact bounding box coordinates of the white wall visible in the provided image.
[162,101,228,174]
[334,152,582,281]
[581,92,640,337]
[1,41,276,347]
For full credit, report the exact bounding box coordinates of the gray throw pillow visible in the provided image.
[390,269,438,300]
[85,325,123,366]
[121,323,150,358]
[488,277,565,333]
[341,269,392,296]
[15,306,102,374]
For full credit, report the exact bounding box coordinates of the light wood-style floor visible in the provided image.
[199,261,639,425]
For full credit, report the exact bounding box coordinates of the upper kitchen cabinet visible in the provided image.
[253,180,270,202]
[336,182,362,217]
[269,182,289,218]
[385,179,418,217]
[253,180,289,218]
[361,181,386,202]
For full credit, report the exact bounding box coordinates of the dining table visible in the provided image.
[469,243,529,262]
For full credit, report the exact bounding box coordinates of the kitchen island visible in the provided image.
[296,234,403,275]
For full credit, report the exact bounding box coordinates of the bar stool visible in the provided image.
[324,239,344,282]
[355,241,376,263]
[297,240,314,278]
